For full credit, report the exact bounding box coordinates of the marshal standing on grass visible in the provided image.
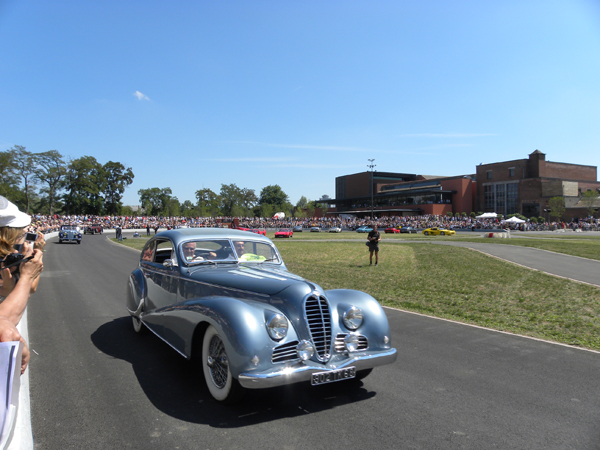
[367,224,381,266]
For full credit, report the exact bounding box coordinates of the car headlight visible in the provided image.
[267,314,288,341]
[297,340,315,361]
[343,306,363,330]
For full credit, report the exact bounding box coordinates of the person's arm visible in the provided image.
[0,316,30,374]
[0,249,43,325]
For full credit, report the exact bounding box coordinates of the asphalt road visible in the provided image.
[28,234,600,449]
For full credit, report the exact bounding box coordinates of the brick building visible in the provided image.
[477,150,600,220]
[329,150,599,220]
[330,171,476,217]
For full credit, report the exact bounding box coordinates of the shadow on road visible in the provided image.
[91,317,376,427]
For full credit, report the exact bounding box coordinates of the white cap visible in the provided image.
[0,196,31,228]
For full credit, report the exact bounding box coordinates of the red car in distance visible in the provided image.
[249,228,267,236]
[384,227,400,234]
[275,228,294,238]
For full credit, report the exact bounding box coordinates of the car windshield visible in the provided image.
[180,238,281,265]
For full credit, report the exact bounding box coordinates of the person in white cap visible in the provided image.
[0,196,44,372]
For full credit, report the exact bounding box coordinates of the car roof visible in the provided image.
[153,227,273,245]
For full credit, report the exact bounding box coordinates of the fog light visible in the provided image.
[297,340,315,361]
[344,334,360,352]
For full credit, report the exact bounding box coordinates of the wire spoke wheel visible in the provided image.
[201,325,243,403]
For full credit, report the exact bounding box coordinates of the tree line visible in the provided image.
[138,184,328,218]
[1,146,134,216]
[1,146,327,217]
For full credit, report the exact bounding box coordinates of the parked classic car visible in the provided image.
[422,227,456,236]
[329,226,342,233]
[59,225,82,244]
[127,228,397,402]
[310,226,321,232]
[274,228,293,238]
[292,226,303,232]
[355,226,373,233]
[84,223,103,235]
[398,226,417,234]
[384,227,400,234]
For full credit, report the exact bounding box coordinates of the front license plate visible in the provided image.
[311,367,356,386]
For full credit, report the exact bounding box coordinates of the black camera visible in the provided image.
[1,253,32,274]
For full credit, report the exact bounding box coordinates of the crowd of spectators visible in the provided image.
[28,213,600,235]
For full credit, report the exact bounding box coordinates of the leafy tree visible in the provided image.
[0,149,21,201]
[548,196,565,221]
[62,156,104,215]
[530,217,538,224]
[138,187,173,216]
[259,203,275,219]
[195,188,221,217]
[34,150,66,216]
[581,190,598,217]
[220,183,245,216]
[102,161,134,215]
[470,212,477,218]
[11,146,38,213]
[259,185,289,211]
[240,188,258,213]
[180,200,196,217]
[296,196,308,209]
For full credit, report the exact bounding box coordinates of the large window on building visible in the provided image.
[495,184,506,213]
[484,182,519,215]
[507,183,518,214]
[484,185,494,209]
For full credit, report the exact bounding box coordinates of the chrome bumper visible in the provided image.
[238,348,397,389]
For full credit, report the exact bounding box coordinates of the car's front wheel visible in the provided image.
[441,231,445,236]
[202,325,243,403]
[424,231,429,235]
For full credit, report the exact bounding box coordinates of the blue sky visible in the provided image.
[2,0,600,207]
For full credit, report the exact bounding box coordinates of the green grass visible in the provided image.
[113,236,600,350]
[271,231,600,261]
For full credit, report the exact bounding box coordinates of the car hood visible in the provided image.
[186,264,318,296]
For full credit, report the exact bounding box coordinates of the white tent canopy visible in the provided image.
[503,216,525,224]
[476,212,497,219]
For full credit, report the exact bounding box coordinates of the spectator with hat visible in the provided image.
[0,196,44,372]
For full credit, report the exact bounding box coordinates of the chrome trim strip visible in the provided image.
[142,320,188,359]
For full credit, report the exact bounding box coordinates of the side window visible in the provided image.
[154,240,174,264]
[141,241,155,262]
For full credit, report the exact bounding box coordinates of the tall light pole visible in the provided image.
[367,159,376,219]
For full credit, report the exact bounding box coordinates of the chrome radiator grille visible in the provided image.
[304,295,332,361]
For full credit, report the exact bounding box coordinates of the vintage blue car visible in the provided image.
[126,228,397,403]
[58,225,82,244]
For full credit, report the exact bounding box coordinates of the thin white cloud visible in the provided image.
[206,157,295,163]
[398,133,497,138]
[221,140,471,155]
[133,91,150,101]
